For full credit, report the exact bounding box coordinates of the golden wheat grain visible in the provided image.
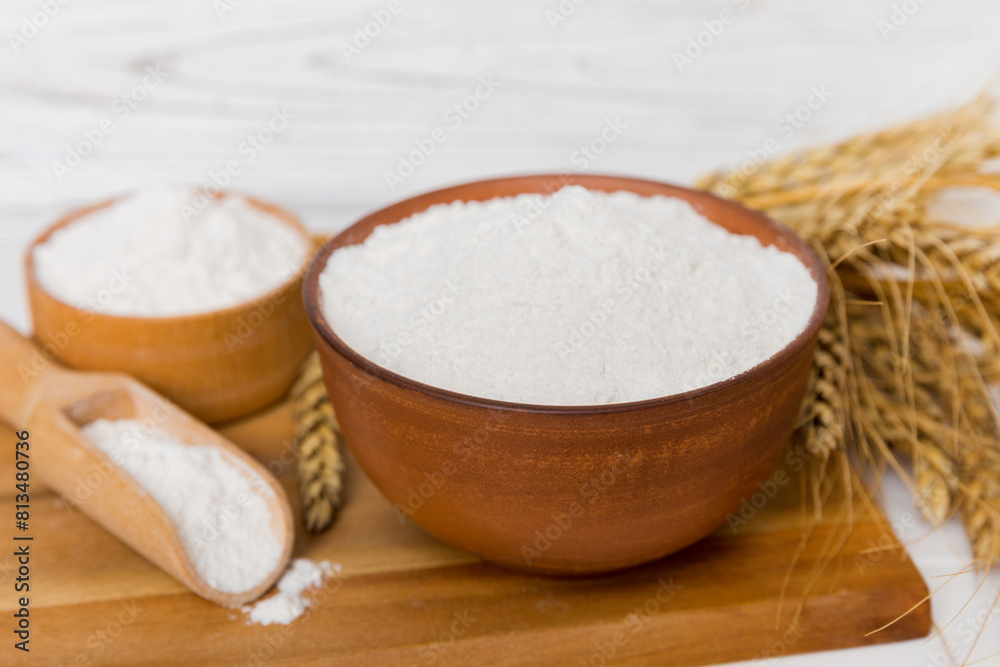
[800,292,849,460]
[960,451,1000,565]
[292,352,346,533]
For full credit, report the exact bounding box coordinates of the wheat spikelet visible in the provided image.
[698,93,1000,563]
[799,281,849,460]
[916,461,955,526]
[854,358,958,524]
[292,351,346,533]
[960,450,1000,565]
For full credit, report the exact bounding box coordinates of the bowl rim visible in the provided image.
[304,173,831,415]
[25,188,314,324]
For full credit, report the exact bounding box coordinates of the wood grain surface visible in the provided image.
[0,396,930,666]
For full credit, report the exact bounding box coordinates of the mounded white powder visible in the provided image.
[321,186,818,405]
[81,418,282,595]
[34,186,309,317]
[243,558,339,625]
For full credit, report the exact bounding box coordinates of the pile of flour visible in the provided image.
[320,185,818,405]
[33,186,309,317]
[242,558,340,625]
[82,418,282,595]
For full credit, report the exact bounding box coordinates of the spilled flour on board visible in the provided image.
[243,559,342,625]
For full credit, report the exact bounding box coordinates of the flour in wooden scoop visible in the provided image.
[82,418,282,595]
[320,186,818,405]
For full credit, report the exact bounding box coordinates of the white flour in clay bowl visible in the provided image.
[317,184,820,406]
[304,176,830,573]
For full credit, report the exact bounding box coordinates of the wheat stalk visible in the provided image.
[697,94,1000,565]
[798,274,849,462]
[292,351,346,533]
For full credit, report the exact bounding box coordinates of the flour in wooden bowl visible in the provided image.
[33,186,309,317]
[319,186,818,406]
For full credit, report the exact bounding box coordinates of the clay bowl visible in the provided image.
[304,174,830,574]
[26,192,316,424]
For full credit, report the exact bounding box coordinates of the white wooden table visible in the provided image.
[2,0,999,664]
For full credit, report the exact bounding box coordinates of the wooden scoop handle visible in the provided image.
[0,321,59,426]
[0,323,203,597]
[0,320,293,607]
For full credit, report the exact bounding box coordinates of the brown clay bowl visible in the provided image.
[26,192,316,424]
[304,174,830,574]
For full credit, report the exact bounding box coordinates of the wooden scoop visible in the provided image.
[0,322,294,607]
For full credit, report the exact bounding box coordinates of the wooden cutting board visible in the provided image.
[0,399,930,666]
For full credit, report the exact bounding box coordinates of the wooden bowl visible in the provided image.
[304,174,830,574]
[26,193,315,424]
